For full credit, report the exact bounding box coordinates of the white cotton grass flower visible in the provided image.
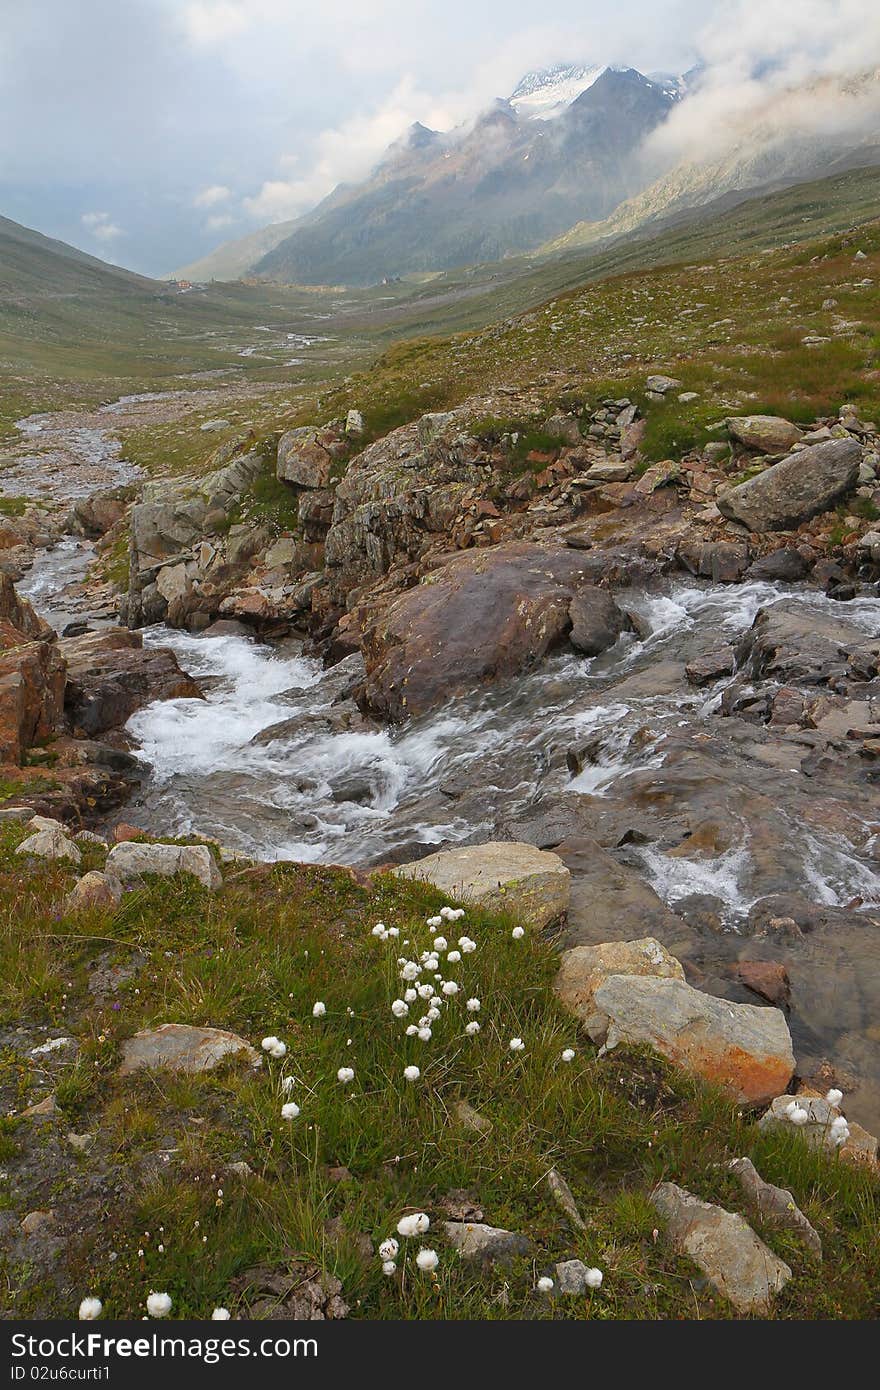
[261,1036,286,1059]
[426,1007,440,1022]
[440,906,465,921]
[585,1268,603,1289]
[371,923,387,938]
[382,1260,397,1276]
[405,1024,418,1036]
[826,1088,844,1106]
[511,926,525,940]
[418,983,435,999]
[146,1291,172,1318]
[387,926,400,938]
[400,961,421,981]
[211,1308,231,1320]
[537,1277,554,1294]
[281,1075,296,1093]
[447,950,461,964]
[561,1048,576,1062]
[337,1067,355,1084]
[417,1027,432,1042]
[404,1065,421,1082]
[830,1115,850,1145]
[465,1021,481,1036]
[78,1297,102,1320]
[509,1037,525,1053]
[404,988,418,1003]
[379,1238,399,1260]
[281,1101,301,1120]
[426,916,443,929]
[416,1248,439,1272]
[458,936,476,953]
[433,936,448,952]
[391,999,409,1018]
[312,1001,326,1018]
[787,1104,809,1126]
[396,1212,430,1237]
[441,981,459,996]
[466,998,481,1012]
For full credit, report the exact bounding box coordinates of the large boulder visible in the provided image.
[61,628,202,736]
[717,438,861,531]
[276,427,334,489]
[650,1182,791,1314]
[119,1023,258,1075]
[568,588,630,655]
[554,938,685,1039]
[727,415,804,454]
[591,975,794,1104]
[361,542,616,720]
[394,840,570,928]
[16,826,81,864]
[105,841,222,891]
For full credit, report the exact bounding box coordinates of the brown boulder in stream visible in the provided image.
[61,628,202,737]
[361,542,627,720]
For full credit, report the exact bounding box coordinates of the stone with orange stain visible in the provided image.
[592,975,794,1105]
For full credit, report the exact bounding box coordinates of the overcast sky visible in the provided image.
[1,0,877,275]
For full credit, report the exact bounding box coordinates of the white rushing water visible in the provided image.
[121,579,880,918]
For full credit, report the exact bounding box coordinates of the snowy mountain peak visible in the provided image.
[508,63,608,119]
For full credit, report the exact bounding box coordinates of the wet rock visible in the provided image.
[0,573,54,642]
[736,960,791,1008]
[745,548,809,582]
[727,416,804,454]
[685,646,736,687]
[717,438,861,531]
[650,1182,791,1313]
[61,628,203,737]
[64,871,123,914]
[229,1251,348,1319]
[592,975,795,1104]
[276,427,334,489]
[395,840,570,928]
[105,841,222,891]
[16,827,81,864]
[443,1222,531,1264]
[361,542,606,720]
[727,1157,821,1258]
[568,588,630,656]
[119,1022,259,1075]
[555,937,684,1040]
[677,540,749,584]
[736,604,868,686]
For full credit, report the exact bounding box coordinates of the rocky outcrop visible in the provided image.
[276,426,339,489]
[717,438,861,531]
[394,840,570,928]
[360,542,622,720]
[61,628,202,737]
[0,638,67,764]
[650,1182,791,1313]
[591,975,795,1104]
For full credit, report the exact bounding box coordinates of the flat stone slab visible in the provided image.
[651,1182,791,1313]
[592,975,794,1104]
[394,841,569,928]
[105,841,222,891]
[118,1023,259,1075]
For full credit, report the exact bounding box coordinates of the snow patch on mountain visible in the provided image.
[508,63,608,120]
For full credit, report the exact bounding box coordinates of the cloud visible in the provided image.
[645,0,880,169]
[194,184,232,208]
[181,2,249,45]
[81,210,123,241]
[205,212,234,230]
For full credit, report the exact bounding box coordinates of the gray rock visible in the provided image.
[555,937,685,1041]
[592,975,794,1104]
[554,1259,594,1294]
[16,828,81,865]
[443,1222,531,1264]
[64,871,123,914]
[119,1022,260,1075]
[645,375,682,395]
[546,1169,586,1232]
[650,1182,791,1313]
[728,1157,821,1258]
[394,841,570,928]
[276,427,333,488]
[105,841,222,891]
[568,588,629,656]
[717,438,861,531]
